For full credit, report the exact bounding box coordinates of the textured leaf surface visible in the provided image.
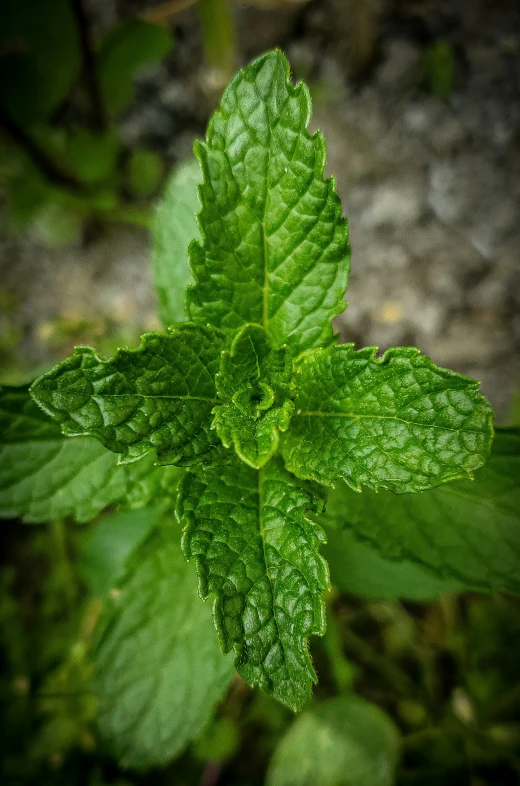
[152,157,200,327]
[325,428,520,594]
[0,386,181,523]
[266,696,400,786]
[187,49,350,354]
[95,522,234,769]
[30,324,224,466]
[178,456,328,710]
[213,324,294,467]
[282,345,493,492]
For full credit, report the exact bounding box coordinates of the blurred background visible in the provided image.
[1,2,519,785]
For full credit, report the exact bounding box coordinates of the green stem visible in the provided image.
[102,204,154,228]
[71,0,108,130]
[197,0,236,83]
[50,519,75,615]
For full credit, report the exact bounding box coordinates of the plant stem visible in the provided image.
[71,0,108,130]
[142,0,197,25]
[197,0,236,84]
[103,203,154,228]
[50,519,76,616]
[200,762,222,786]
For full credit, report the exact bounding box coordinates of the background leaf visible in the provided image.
[126,149,164,197]
[80,506,164,597]
[322,525,462,601]
[96,19,173,116]
[65,129,120,185]
[151,157,201,327]
[0,0,80,123]
[323,428,520,594]
[95,521,234,769]
[266,695,400,786]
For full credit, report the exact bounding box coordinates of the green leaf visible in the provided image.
[193,716,240,764]
[30,324,224,466]
[96,19,173,116]
[95,521,234,769]
[80,507,164,596]
[212,324,294,468]
[282,344,493,492]
[1,158,54,228]
[65,129,120,185]
[0,386,181,523]
[187,49,350,354]
[126,149,164,197]
[178,455,329,711]
[323,525,462,600]
[324,428,520,594]
[0,0,81,123]
[152,158,201,327]
[266,695,400,786]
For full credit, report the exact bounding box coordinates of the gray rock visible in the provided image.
[425,319,510,367]
[376,40,420,89]
[118,104,176,147]
[427,161,460,223]
[403,100,441,135]
[361,178,425,228]
[363,242,411,271]
[430,116,467,154]
[167,130,198,162]
[160,79,196,114]
[367,322,411,351]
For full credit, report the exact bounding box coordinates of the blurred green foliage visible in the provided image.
[96,19,172,116]
[2,512,519,784]
[0,0,174,242]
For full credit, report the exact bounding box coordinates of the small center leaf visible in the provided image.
[212,324,295,468]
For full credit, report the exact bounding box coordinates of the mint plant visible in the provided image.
[3,50,507,719]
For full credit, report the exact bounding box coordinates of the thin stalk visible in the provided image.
[102,203,154,228]
[71,0,108,130]
[50,519,76,616]
[197,0,237,84]
[142,0,197,25]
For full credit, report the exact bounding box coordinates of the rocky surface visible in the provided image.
[0,0,519,421]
